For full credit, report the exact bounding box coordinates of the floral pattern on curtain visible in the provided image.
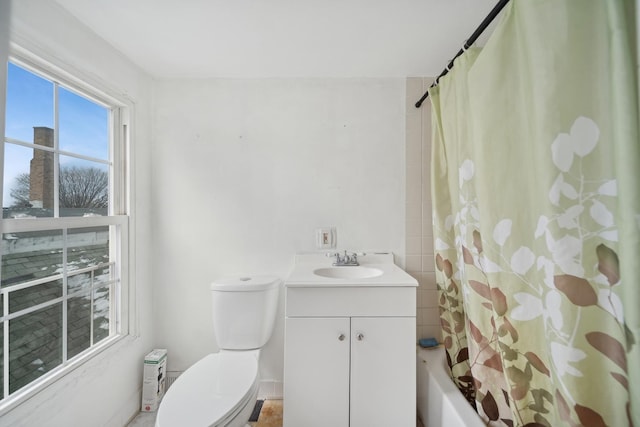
[429,1,638,426]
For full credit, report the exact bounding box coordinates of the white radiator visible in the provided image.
[166,371,183,390]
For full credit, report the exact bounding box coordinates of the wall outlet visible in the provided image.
[315,227,336,249]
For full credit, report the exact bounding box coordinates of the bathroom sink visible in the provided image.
[285,253,418,287]
[313,266,384,279]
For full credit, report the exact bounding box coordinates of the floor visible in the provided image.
[127,400,425,427]
[126,400,283,427]
[126,411,156,427]
[249,400,283,427]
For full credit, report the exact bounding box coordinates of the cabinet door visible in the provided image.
[284,317,350,427]
[350,317,416,427]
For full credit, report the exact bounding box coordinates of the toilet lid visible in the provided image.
[156,351,259,427]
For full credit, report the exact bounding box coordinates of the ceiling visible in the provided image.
[53,0,499,79]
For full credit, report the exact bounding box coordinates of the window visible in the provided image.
[0,56,129,405]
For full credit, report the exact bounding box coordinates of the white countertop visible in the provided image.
[285,252,419,287]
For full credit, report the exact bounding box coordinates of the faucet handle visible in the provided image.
[326,251,342,263]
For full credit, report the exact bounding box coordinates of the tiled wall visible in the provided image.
[406,77,442,342]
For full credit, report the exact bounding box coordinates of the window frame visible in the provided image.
[0,47,131,412]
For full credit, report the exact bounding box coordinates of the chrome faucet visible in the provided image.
[327,250,364,266]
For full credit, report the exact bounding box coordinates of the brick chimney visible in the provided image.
[29,127,54,209]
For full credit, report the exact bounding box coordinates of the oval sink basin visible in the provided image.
[313,266,384,279]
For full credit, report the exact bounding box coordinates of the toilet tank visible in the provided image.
[210,275,281,350]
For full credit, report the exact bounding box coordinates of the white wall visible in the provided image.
[3,1,154,426]
[405,78,443,343]
[152,78,407,385]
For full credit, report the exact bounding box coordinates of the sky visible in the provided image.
[3,62,109,207]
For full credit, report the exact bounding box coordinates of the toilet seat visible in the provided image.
[156,350,259,427]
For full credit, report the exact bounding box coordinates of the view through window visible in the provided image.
[1,59,128,402]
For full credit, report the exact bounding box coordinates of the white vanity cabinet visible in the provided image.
[283,284,416,427]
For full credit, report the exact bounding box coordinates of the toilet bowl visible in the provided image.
[155,275,280,427]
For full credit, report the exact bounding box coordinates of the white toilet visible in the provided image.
[155,275,281,427]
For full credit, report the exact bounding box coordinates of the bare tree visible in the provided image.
[9,173,32,207]
[59,166,108,208]
[10,166,108,208]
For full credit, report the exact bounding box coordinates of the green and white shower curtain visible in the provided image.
[430,1,639,426]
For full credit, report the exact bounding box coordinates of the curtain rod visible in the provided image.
[414,0,511,108]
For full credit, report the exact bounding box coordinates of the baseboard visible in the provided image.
[258,380,283,400]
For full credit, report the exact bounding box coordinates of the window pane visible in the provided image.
[59,87,108,161]
[67,226,110,273]
[9,303,63,394]
[94,264,113,287]
[67,271,91,294]
[59,157,109,217]
[68,294,91,359]
[5,63,54,143]
[3,143,55,217]
[9,280,63,314]
[93,286,110,344]
[1,230,63,286]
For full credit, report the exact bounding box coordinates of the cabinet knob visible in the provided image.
[338,334,346,341]
[356,333,364,341]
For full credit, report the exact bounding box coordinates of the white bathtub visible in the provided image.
[416,347,486,427]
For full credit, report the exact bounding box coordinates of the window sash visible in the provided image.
[0,216,128,400]
[1,214,127,233]
[5,59,116,217]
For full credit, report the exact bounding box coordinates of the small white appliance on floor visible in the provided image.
[155,275,280,427]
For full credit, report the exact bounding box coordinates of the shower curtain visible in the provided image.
[430,1,639,426]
